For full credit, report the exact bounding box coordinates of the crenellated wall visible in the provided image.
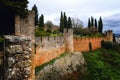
[34,29,113,67]
[35,36,65,67]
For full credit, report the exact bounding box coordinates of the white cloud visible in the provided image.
[28,0,120,33]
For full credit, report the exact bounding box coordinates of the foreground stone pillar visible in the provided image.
[4,35,34,80]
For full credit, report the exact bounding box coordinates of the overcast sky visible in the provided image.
[28,0,120,33]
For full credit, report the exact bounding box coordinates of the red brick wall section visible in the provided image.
[35,45,65,67]
[74,37,107,52]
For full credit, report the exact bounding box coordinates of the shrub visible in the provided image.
[101,40,120,52]
[101,40,114,49]
[53,30,60,34]
[46,29,52,33]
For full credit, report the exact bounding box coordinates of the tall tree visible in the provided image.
[1,0,29,18]
[91,16,94,27]
[72,18,83,28]
[98,16,103,33]
[71,18,84,34]
[95,18,97,30]
[59,11,64,32]
[39,14,44,27]
[0,0,29,35]
[67,17,72,29]
[32,4,38,26]
[88,18,91,29]
[63,12,67,28]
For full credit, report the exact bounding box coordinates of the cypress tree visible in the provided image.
[39,14,44,28]
[41,14,44,27]
[95,18,97,30]
[67,17,72,29]
[91,16,94,27]
[32,4,38,26]
[98,20,100,33]
[98,16,103,33]
[113,34,116,42]
[88,18,91,29]
[59,11,64,32]
[63,12,67,28]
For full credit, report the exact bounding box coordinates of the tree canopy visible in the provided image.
[59,11,64,32]
[67,17,72,29]
[39,14,44,28]
[98,16,103,33]
[0,0,29,18]
[88,18,91,29]
[32,4,38,26]
[59,11,72,32]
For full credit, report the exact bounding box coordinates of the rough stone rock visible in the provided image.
[35,52,87,80]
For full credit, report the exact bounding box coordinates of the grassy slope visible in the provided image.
[82,48,120,80]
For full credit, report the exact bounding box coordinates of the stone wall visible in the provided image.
[35,36,65,67]
[4,35,34,80]
[74,37,108,52]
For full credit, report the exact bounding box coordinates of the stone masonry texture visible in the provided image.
[4,35,34,80]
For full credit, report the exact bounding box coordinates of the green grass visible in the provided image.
[35,52,69,74]
[82,48,120,80]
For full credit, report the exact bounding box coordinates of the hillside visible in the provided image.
[82,48,120,80]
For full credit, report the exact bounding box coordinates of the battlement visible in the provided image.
[35,36,64,44]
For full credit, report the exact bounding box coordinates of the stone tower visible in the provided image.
[64,28,73,53]
[5,10,36,80]
[15,10,35,38]
[107,30,113,42]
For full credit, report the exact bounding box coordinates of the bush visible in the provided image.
[46,29,52,33]
[35,30,49,37]
[35,27,61,37]
[101,40,120,52]
[53,30,60,34]
[101,40,114,49]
